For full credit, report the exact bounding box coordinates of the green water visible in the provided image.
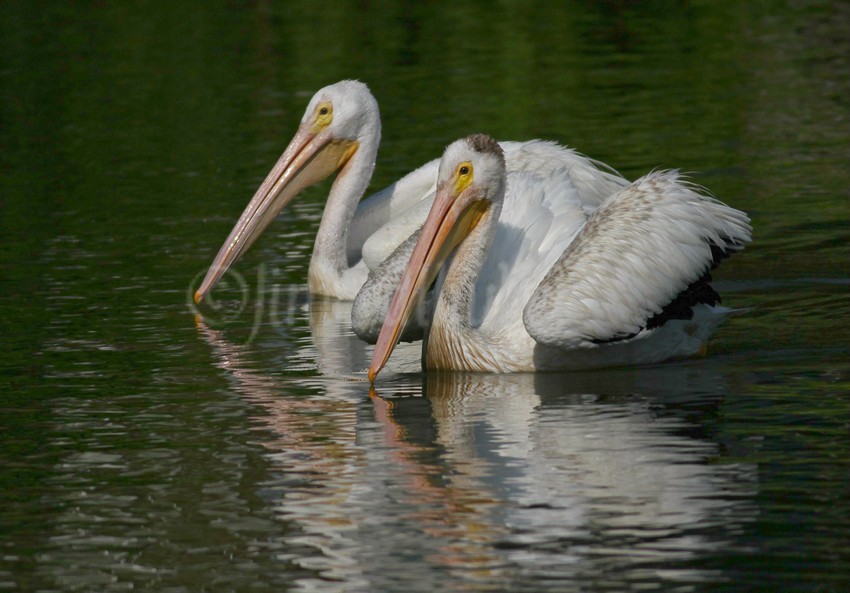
[1,2,848,592]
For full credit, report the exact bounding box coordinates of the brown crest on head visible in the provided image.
[465,134,504,164]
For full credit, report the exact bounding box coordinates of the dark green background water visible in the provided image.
[2,2,848,592]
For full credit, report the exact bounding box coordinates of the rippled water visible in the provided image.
[2,2,848,592]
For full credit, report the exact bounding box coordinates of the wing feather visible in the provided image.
[351,227,432,344]
[523,170,751,349]
[472,169,589,329]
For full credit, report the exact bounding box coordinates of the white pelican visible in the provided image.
[368,135,751,381]
[194,80,626,303]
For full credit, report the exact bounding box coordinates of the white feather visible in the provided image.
[523,170,751,350]
[392,139,752,373]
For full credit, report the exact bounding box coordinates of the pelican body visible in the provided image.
[195,80,625,303]
[368,135,751,380]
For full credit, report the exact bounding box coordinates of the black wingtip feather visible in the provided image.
[590,273,721,345]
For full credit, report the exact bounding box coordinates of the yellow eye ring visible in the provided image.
[454,161,473,194]
[313,101,334,131]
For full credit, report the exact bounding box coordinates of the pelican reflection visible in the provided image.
[197,306,755,590]
[375,367,757,585]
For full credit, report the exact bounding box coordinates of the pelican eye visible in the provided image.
[314,101,334,129]
[454,161,474,194]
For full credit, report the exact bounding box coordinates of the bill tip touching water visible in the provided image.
[194,80,382,303]
[366,133,751,382]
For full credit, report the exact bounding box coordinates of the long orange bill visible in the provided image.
[194,125,357,304]
[367,184,487,382]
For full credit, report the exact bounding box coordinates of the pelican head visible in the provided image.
[195,80,380,303]
[368,134,506,381]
